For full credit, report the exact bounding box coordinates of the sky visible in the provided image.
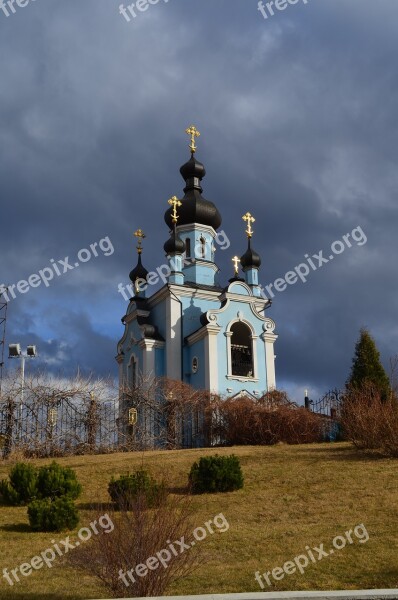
[0,0,397,403]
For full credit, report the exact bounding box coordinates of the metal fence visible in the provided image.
[305,389,344,441]
[0,395,120,458]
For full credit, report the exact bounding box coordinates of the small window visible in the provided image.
[192,357,199,373]
[185,238,191,257]
[230,322,253,377]
[199,236,206,259]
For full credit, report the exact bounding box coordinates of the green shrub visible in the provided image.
[28,497,79,532]
[189,454,244,494]
[0,461,82,507]
[0,462,38,506]
[37,461,82,500]
[108,470,166,509]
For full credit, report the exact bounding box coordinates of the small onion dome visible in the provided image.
[164,155,222,230]
[164,231,186,255]
[129,253,148,284]
[240,238,261,269]
[180,154,206,181]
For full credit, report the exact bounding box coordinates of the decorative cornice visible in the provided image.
[226,375,259,383]
[176,223,217,237]
[138,339,165,350]
[186,323,221,346]
[124,308,150,325]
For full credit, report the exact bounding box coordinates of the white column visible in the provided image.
[140,340,156,378]
[166,294,182,380]
[205,325,220,393]
[251,335,259,379]
[261,332,278,391]
[225,331,233,376]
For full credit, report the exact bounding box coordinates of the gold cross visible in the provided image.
[168,195,182,224]
[185,125,200,154]
[232,256,240,275]
[134,229,146,254]
[242,212,256,238]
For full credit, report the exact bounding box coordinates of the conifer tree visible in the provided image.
[347,328,390,399]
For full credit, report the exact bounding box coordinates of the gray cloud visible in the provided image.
[1,0,397,401]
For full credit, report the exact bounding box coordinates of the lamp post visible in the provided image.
[8,344,37,439]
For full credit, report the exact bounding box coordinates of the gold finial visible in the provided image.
[134,229,146,254]
[168,195,182,224]
[232,256,240,275]
[185,125,200,154]
[242,212,256,238]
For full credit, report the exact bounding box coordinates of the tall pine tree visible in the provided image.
[347,328,390,399]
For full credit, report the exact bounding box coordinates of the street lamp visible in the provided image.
[8,344,37,437]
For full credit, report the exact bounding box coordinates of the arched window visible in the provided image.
[199,235,206,259]
[230,322,253,377]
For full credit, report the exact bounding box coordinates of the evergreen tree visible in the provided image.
[347,328,390,399]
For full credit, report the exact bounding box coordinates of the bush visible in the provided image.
[0,461,82,507]
[37,461,82,500]
[28,497,79,532]
[341,382,398,457]
[108,470,166,509]
[0,462,38,506]
[189,455,244,494]
[68,491,197,598]
[209,396,325,446]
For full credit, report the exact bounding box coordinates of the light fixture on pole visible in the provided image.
[8,344,37,437]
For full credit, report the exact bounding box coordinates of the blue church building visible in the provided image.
[116,127,278,445]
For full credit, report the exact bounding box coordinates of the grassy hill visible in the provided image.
[0,442,397,599]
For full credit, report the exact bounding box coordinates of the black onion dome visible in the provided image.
[164,155,222,230]
[129,254,148,284]
[240,238,261,269]
[164,231,186,255]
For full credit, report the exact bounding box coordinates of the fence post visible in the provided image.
[3,397,15,459]
[86,393,98,451]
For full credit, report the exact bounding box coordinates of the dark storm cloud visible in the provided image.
[1,0,397,400]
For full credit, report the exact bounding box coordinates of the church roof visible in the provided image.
[240,237,261,269]
[164,154,222,231]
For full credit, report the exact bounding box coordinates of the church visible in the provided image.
[116,127,278,445]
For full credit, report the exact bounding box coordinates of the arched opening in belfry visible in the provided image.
[230,322,253,377]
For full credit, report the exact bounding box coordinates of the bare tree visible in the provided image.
[68,490,201,598]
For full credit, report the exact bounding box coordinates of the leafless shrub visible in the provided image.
[341,381,398,457]
[68,490,201,598]
[118,376,210,451]
[209,393,324,446]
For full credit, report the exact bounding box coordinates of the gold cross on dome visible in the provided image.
[168,195,182,224]
[185,125,200,154]
[134,229,146,254]
[242,212,256,238]
[232,256,240,275]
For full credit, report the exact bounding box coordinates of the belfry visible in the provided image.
[116,127,278,443]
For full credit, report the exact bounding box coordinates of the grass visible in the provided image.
[0,442,397,599]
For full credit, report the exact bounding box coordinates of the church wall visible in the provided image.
[183,338,206,390]
[180,295,219,338]
[212,300,269,398]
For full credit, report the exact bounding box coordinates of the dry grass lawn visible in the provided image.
[0,442,397,599]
